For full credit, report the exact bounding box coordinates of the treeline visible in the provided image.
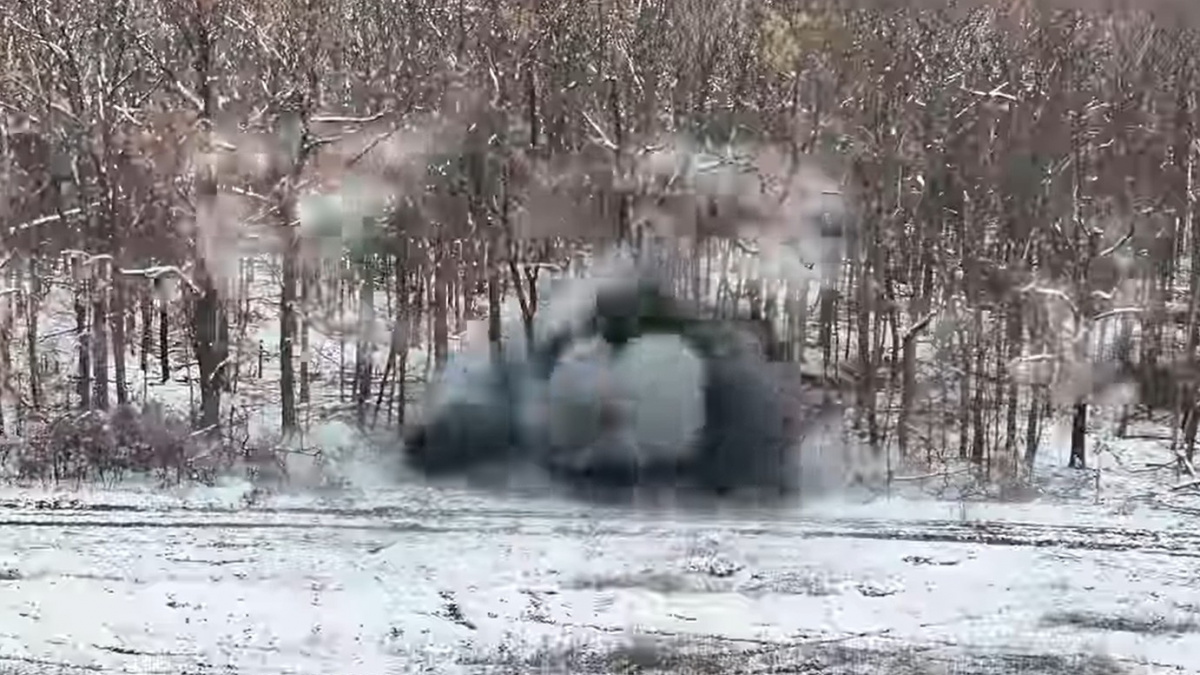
[0,0,1197,484]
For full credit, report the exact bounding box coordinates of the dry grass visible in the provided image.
[0,404,290,489]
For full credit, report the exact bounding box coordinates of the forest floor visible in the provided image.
[3,257,1200,674]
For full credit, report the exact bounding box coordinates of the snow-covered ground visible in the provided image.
[2,436,1200,675]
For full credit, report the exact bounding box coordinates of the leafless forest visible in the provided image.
[1,0,1198,492]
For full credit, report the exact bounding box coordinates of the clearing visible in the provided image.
[1,430,1198,675]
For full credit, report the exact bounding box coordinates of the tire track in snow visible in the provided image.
[0,499,1195,557]
[2,495,1198,674]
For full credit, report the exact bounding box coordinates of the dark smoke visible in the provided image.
[402,245,861,508]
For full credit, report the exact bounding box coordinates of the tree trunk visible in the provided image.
[1004,303,1023,459]
[355,262,376,427]
[0,314,9,436]
[338,268,347,402]
[191,266,228,433]
[958,329,971,461]
[855,263,876,452]
[111,279,129,406]
[817,285,836,377]
[487,240,502,351]
[396,262,412,428]
[374,300,408,429]
[787,279,809,363]
[74,262,91,411]
[300,261,312,408]
[1184,400,1200,463]
[159,297,171,384]
[1069,401,1087,469]
[140,292,152,378]
[280,235,299,434]
[970,309,986,465]
[91,275,111,411]
[25,259,41,410]
[186,0,227,435]
[1024,385,1044,468]
[433,243,449,369]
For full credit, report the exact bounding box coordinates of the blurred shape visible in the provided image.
[402,348,530,476]
[516,137,851,287]
[541,333,707,482]
[403,257,852,505]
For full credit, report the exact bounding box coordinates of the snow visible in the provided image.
[1,463,1199,674]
